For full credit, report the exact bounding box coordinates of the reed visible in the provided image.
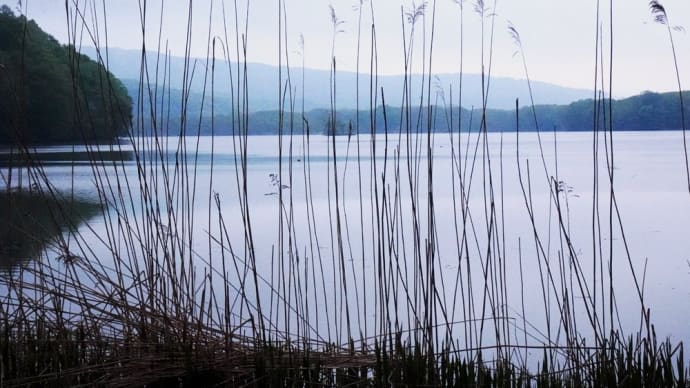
[0,0,687,386]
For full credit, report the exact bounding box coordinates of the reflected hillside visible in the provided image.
[0,189,102,270]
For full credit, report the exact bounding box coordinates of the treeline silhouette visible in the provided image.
[136,90,690,136]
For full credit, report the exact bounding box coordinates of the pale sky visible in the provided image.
[3,0,690,96]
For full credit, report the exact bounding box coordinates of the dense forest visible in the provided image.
[0,6,132,145]
[137,89,689,136]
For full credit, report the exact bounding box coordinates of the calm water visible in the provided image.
[2,131,689,350]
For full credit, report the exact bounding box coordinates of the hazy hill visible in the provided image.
[72,47,687,137]
[81,46,592,112]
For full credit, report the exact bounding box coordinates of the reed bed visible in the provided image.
[0,0,688,386]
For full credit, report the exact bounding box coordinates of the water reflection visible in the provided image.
[0,189,102,270]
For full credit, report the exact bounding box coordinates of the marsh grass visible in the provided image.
[0,0,688,386]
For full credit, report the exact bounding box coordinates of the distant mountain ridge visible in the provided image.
[76,47,688,138]
[81,46,593,112]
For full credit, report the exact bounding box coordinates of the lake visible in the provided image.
[1,130,689,356]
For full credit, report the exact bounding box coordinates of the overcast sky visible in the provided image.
[3,0,689,96]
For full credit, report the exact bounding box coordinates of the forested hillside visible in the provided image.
[138,90,689,136]
[0,6,132,145]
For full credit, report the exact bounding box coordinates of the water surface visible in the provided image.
[1,131,688,351]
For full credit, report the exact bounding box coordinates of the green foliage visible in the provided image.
[144,91,690,136]
[0,8,132,144]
